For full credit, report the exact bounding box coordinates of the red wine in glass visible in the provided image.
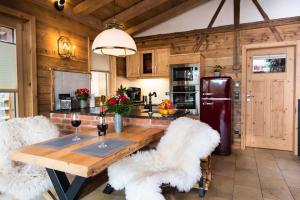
[71,113,81,141]
[97,123,108,136]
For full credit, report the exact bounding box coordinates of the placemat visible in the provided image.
[37,134,94,149]
[72,139,134,157]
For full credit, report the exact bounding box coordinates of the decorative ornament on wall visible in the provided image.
[57,36,76,59]
[92,0,137,57]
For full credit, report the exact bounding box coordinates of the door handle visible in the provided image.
[203,102,214,106]
[247,95,254,98]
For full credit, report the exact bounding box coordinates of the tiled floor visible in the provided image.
[83,148,300,200]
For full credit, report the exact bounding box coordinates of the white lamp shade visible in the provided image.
[92,28,137,57]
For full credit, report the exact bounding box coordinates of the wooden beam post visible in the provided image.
[193,0,226,52]
[126,0,210,35]
[73,0,113,16]
[252,0,283,41]
[233,0,240,70]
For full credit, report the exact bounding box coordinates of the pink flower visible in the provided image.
[120,95,128,102]
[108,98,118,105]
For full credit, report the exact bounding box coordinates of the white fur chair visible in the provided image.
[108,117,220,200]
[0,116,59,200]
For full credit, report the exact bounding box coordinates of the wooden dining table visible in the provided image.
[10,126,165,200]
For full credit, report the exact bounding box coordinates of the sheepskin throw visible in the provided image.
[0,116,59,200]
[108,117,220,200]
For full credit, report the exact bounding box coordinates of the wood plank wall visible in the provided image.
[135,22,300,142]
[1,0,98,116]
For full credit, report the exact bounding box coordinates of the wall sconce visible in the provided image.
[54,0,65,11]
[57,36,76,59]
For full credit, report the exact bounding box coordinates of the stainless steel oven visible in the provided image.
[171,64,199,85]
[169,63,200,115]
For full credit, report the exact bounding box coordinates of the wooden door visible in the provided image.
[155,48,169,77]
[126,52,140,78]
[246,47,295,151]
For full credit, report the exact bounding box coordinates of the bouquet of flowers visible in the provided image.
[105,85,132,115]
[75,88,89,100]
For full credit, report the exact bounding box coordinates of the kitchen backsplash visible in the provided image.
[116,76,170,104]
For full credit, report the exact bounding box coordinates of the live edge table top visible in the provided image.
[10,126,164,178]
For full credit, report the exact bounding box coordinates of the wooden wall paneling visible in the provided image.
[29,0,103,30]
[109,57,117,95]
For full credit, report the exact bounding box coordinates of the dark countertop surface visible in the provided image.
[50,107,189,120]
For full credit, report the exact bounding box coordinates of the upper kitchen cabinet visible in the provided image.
[155,48,170,77]
[140,50,155,77]
[126,48,170,78]
[126,52,140,78]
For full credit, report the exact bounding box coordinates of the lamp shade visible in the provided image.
[92,28,137,57]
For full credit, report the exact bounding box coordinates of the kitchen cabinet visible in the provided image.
[126,48,170,78]
[126,52,140,78]
[155,48,170,77]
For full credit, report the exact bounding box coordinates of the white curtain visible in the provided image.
[0,42,17,91]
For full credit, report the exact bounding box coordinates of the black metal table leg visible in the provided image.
[46,168,88,200]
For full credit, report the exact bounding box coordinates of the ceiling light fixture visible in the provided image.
[54,0,65,11]
[92,0,137,57]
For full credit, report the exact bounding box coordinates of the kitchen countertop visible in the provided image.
[50,107,189,120]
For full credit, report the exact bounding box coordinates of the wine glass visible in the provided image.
[71,113,81,141]
[97,116,108,148]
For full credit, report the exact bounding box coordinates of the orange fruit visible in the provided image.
[162,109,169,116]
[168,109,175,115]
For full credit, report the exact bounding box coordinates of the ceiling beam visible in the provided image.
[193,0,225,52]
[208,0,226,29]
[134,16,300,41]
[103,0,169,26]
[252,0,283,41]
[126,0,211,35]
[29,0,102,30]
[73,0,113,16]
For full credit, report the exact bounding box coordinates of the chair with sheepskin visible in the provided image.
[0,116,59,200]
[107,117,220,200]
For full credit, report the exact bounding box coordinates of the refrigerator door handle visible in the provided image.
[201,98,231,101]
[203,92,213,95]
[203,102,214,106]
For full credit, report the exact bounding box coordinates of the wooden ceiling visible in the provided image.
[48,0,210,35]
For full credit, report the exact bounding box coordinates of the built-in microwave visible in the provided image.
[170,64,199,85]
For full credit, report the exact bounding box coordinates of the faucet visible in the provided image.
[148,92,157,113]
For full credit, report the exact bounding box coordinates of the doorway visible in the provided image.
[241,41,300,154]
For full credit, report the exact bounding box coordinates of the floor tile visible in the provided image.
[290,187,300,200]
[281,169,300,188]
[234,167,260,189]
[260,177,294,200]
[212,160,236,178]
[233,185,262,200]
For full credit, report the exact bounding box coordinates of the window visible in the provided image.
[91,71,109,97]
[253,54,286,73]
[0,26,15,43]
[0,93,16,121]
[0,25,17,120]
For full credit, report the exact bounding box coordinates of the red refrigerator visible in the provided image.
[200,76,232,155]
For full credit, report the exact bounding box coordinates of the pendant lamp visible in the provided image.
[92,1,137,57]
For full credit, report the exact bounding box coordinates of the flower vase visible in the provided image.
[79,99,87,109]
[114,113,123,133]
